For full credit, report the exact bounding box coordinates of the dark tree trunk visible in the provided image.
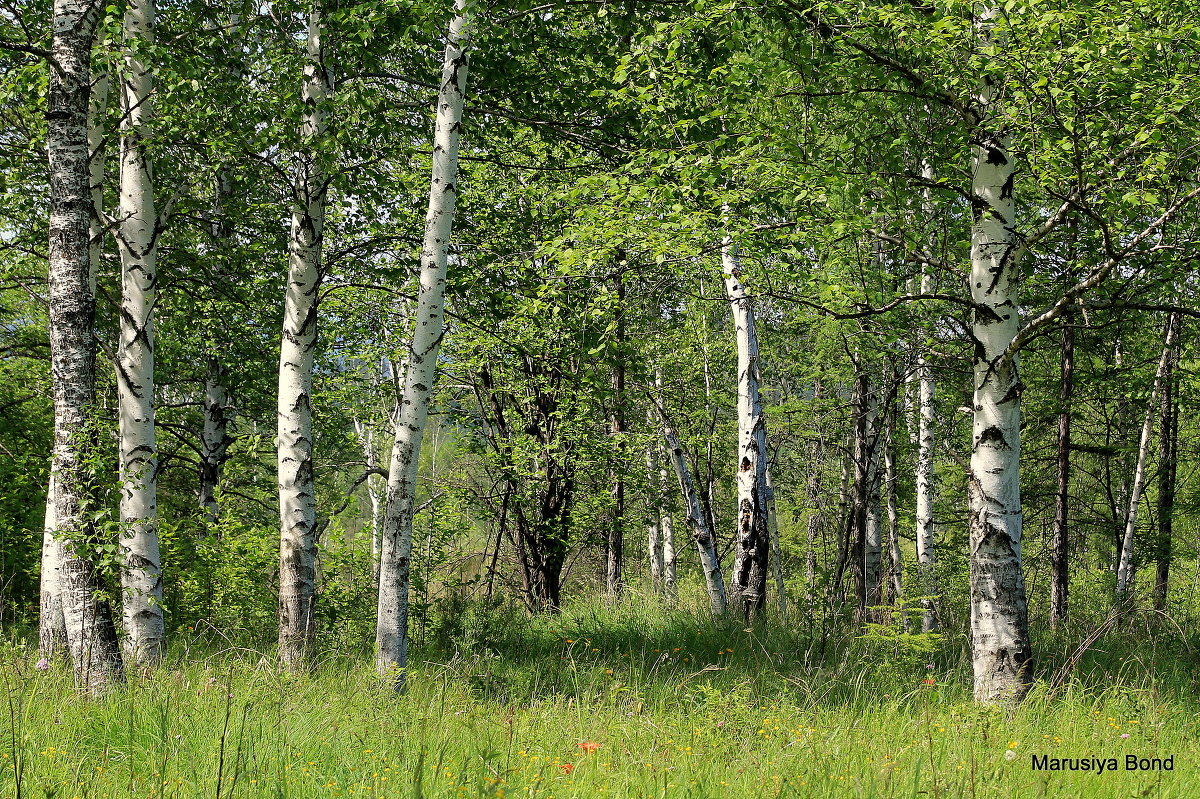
[1154,312,1181,611]
[1051,310,1074,627]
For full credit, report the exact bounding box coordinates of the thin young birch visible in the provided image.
[278,0,331,667]
[376,0,473,687]
[914,161,939,632]
[1115,317,1180,599]
[662,424,726,616]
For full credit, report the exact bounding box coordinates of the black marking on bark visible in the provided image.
[978,426,1010,449]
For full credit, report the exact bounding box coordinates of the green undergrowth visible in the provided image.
[2,592,1198,798]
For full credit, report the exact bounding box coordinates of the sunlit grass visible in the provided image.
[2,590,1197,798]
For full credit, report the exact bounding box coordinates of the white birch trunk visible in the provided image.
[48,0,124,693]
[278,0,330,667]
[40,70,107,663]
[354,419,383,566]
[915,160,939,632]
[116,0,163,665]
[721,224,770,621]
[660,455,676,600]
[644,417,663,592]
[38,475,67,659]
[967,8,1031,703]
[1115,319,1180,598]
[375,0,472,686]
[663,424,726,616]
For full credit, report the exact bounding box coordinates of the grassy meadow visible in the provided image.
[3,592,1199,799]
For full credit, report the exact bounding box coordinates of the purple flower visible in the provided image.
[35,658,50,672]
[1121,733,1130,739]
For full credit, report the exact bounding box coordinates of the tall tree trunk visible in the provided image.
[1050,310,1074,626]
[914,167,939,631]
[199,170,235,524]
[966,8,1032,703]
[1153,313,1180,610]
[40,67,107,662]
[1115,316,1180,600]
[662,423,726,616]
[605,272,625,600]
[48,0,124,692]
[722,226,770,622]
[199,356,230,523]
[116,0,163,666]
[277,0,331,667]
[375,0,472,686]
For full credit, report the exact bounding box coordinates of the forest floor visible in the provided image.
[3,593,1199,798]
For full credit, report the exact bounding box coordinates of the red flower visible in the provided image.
[560,763,575,774]
[922,677,936,686]
[579,741,600,754]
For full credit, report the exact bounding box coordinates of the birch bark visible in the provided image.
[48,0,124,692]
[375,0,472,685]
[38,476,67,659]
[914,164,939,632]
[115,0,163,665]
[722,227,770,622]
[966,8,1031,702]
[1115,317,1180,599]
[40,67,108,662]
[663,424,726,616]
[278,0,331,667]
[645,408,663,592]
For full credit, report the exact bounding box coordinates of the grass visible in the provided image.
[2,590,1198,798]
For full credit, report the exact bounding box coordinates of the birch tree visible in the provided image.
[46,0,124,692]
[40,58,107,664]
[376,0,472,686]
[662,423,726,616]
[965,7,1032,703]
[278,0,332,667]
[115,0,163,665]
[1115,316,1180,599]
[722,229,770,622]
